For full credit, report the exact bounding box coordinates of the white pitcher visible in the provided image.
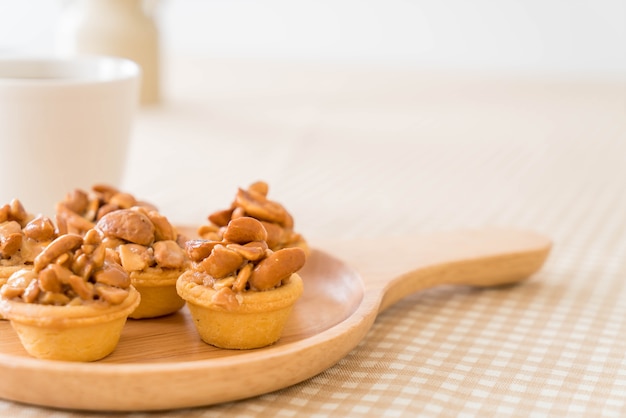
[57,0,160,105]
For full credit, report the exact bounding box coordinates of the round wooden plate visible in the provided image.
[0,229,551,412]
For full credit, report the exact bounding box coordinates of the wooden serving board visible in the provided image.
[0,229,551,412]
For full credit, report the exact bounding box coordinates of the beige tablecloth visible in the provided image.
[2,57,625,417]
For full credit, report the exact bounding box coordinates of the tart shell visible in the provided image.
[176,273,303,349]
[129,268,186,319]
[0,286,140,362]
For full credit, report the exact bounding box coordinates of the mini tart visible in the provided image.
[0,286,140,362]
[177,272,303,349]
[94,207,190,319]
[128,268,185,319]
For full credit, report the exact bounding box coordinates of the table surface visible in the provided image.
[2,56,626,417]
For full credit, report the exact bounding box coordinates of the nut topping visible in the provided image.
[94,283,129,305]
[153,240,187,269]
[142,208,177,242]
[22,216,55,241]
[235,188,288,226]
[95,208,188,273]
[1,270,36,299]
[185,214,306,307]
[248,180,269,196]
[207,209,233,228]
[56,184,157,236]
[185,239,220,262]
[0,227,133,306]
[0,200,59,266]
[1,232,22,257]
[0,221,21,237]
[33,234,83,272]
[199,245,244,279]
[108,192,136,209]
[198,181,308,253]
[96,210,155,246]
[22,278,40,303]
[223,217,267,244]
[119,244,151,271]
[62,189,90,214]
[226,242,266,261]
[94,262,131,288]
[248,247,306,291]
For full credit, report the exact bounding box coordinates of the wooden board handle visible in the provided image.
[317,228,552,313]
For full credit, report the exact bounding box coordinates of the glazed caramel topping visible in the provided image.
[0,229,131,306]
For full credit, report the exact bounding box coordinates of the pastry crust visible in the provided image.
[128,268,185,319]
[0,286,140,361]
[177,272,303,349]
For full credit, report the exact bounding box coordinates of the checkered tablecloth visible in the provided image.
[2,58,624,417]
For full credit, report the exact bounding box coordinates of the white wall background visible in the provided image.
[0,0,625,77]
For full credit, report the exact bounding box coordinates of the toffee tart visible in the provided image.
[177,216,306,349]
[0,230,140,361]
[95,207,189,319]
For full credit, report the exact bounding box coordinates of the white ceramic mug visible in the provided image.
[0,56,140,217]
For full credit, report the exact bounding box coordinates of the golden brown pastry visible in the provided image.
[0,230,140,361]
[95,207,189,319]
[198,181,308,255]
[177,216,306,349]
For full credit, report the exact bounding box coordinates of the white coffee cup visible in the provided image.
[0,55,140,217]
